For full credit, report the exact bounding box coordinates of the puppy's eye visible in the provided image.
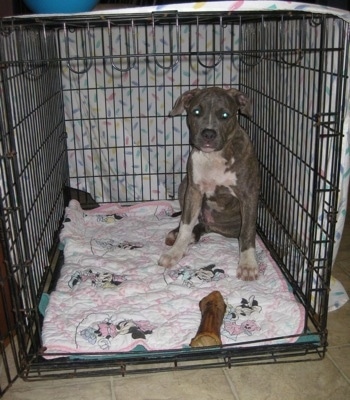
[192,108,201,116]
[221,111,229,119]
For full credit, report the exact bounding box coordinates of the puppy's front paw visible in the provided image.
[237,248,259,281]
[237,263,259,281]
[158,252,180,268]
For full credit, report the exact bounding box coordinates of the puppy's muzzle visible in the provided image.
[197,129,221,152]
[201,129,217,141]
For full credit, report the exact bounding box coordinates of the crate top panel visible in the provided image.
[1,1,350,29]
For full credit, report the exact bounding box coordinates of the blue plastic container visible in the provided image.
[23,0,100,14]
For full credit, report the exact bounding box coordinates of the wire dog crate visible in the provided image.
[0,1,349,395]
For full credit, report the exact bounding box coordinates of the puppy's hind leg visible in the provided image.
[192,222,207,242]
[165,222,205,247]
[165,226,179,246]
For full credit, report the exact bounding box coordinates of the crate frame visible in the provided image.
[0,5,349,396]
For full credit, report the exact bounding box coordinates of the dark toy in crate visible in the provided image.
[0,2,349,394]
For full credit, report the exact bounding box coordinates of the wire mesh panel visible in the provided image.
[0,25,68,393]
[0,6,349,389]
[59,15,242,203]
[239,14,349,328]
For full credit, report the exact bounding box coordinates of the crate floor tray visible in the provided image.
[41,200,305,358]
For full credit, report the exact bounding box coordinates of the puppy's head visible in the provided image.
[169,87,252,153]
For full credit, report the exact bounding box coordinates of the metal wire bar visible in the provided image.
[108,19,137,72]
[63,22,93,74]
[152,12,180,70]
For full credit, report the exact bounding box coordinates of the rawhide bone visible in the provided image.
[190,290,226,347]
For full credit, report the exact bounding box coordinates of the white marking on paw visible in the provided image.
[158,252,180,268]
[237,248,259,281]
[158,224,193,268]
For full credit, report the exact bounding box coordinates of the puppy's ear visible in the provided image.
[226,88,252,118]
[169,89,202,116]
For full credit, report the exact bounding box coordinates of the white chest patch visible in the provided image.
[191,151,237,197]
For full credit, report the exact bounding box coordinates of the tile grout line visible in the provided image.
[222,367,241,400]
[327,343,350,350]
[326,353,350,385]
[111,375,117,400]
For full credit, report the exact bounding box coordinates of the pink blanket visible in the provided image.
[41,200,305,357]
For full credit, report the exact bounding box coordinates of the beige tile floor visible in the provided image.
[2,221,350,400]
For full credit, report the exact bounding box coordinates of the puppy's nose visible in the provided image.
[201,129,217,140]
